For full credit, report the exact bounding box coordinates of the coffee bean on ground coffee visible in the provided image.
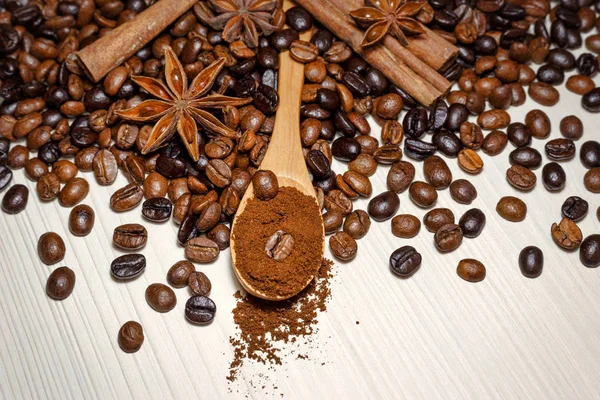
[232,187,323,299]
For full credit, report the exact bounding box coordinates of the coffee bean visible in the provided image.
[423,155,452,189]
[46,266,75,300]
[389,246,422,277]
[477,109,510,130]
[113,223,147,250]
[53,160,78,183]
[449,179,477,204]
[252,170,279,201]
[68,205,95,236]
[432,129,462,157]
[110,183,143,212]
[0,166,13,191]
[348,154,377,177]
[185,295,216,324]
[289,40,318,63]
[551,218,582,250]
[482,130,508,156]
[188,271,212,296]
[2,184,28,214]
[409,181,437,208]
[496,196,527,222]
[581,88,600,112]
[457,149,483,174]
[185,237,220,263]
[367,191,399,222]
[37,232,65,265]
[265,230,295,261]
[36,172,60,201]
[329,231,357,261]
[562,196,588,222]
[343,210,370,239]
[322,209,343,234]
[206,159,232,188]
[332,137,361,161]
[509,147,542,169]
[518,246,544,278]
[118,321,144,353]
[110,249,146,278]
[423,208,455,233]
[445,103,469,131]
[143,171,168,199]
[145,283,176,313]
[459,208,486,238]
[434,224,463,252]
[506,164,537,191]
[542,162,566,192]
[387,161,415,193]
[58,177,89,207]
[545,138,575,161]
[404,138,437,161]
[507,123,532,148]
[166,260,195,288]
[584,168,600,192]
[580,234,600,267]
[566,74,595,95]
[457,259,486,282]
[580,141,600,168]
[559,115,583,140]
[391,214,421,238]
[525,109,551,138]
[536,64,564,85]
[142,197,172,222]
[207,224,230,250]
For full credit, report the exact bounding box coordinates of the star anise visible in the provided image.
[194,0,278,48]
[116,47,251,162]
[350,0,426,47]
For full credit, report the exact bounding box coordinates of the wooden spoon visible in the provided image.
[230,3,325,301]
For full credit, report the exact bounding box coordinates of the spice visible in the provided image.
[228,258,334,382]
[232,186,323,299]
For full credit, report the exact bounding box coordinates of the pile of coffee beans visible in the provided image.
[1,0,600,358]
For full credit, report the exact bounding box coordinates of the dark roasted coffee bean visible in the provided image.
[178,215,199,246]
[286,6,313,31]
[69,205,95,236]
[113,224,147,250]
[343,210,370,239]
[423,155,452,189]
[434,224,463,252]
[457,259,486,282]
[111,254,146,280]
[459,208,486,238]
[409,181,437,208]
[142,197,172,222]
[0,25,20,55]
[0,166,13,192]
[562,196,588,221]
[252,170,279,201]
[38,232,66,265]
[329,231,357,261]
[2,184,28,214]
[185,295,216,324]
[403,108,428,138]
[46,267,75,301]
[311,29,333,53]
[449,179,477,204]
[38,141,60,165]
[367,191,399,222]
[519,246,543,278]
[145,283,176,313]
[507,164,537,191]
[509,147,542,169]
[559,115,583,140]
[166,260,195,288]
[542,162,566,192]
[482,130,508,156]
[118,321,144,353]
[332,137,360,161]
[432,129,462,157]
[271,28,299,51]
[404,138,437,161]
[188,271,212,296]
[536,64,564,84]
[445,103,469,131]
[551,218,582,250]
[507,123,532,148]
[185,237,220,263]
[423,208,455,233]
[496,196,527,222]
[580,234,600,267]
[341,71,370,97]
[545,138,576,161]
[580,141,600,168]
[581,88,600,112]
[389,246,422,277]
[576,53,598,76]
[156,155,187,178]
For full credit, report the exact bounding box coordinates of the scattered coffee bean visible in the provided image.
[2,184,28,214]
[188,271,212,296]
[329,231,357,261]
[367,191,399,221]
[110,183,143,212]
[145,283,177,313]
[459,209,486,238]
[580,141,600,168]
[113,223,147,250]
[506,164,537,191]
[389,246,422,277]
[409,181,437,208]
[509,147,542,169]
[551,218,582,250]
[457,259,486,282]
[457,149,483,174]
[68,205,95,236]
[423,208,455,233]
[525,109,551,139]
[545,138,576,161]
[387,161,415,193]
[142,197,172,222]
[118,321,144,353]
[449,179,477,204]
[584,168,600,192]
[185,295,216,324]
[496,196,527,222]
[58,177,89,207]
[322,209,344,234]
[580,234,600,267]
[167,260,196,288]
[391,214,421,238]
[111,254,146,280]
[38,232,66,265]
[561,196,588,222]
[185,237,220,263]
[0,166,13,191]
[518,246,544,278]
[542,162,566,192]
[46,266,75,300]
[559,115,583,140]
[343,210,370,239]
[434,224,463,252]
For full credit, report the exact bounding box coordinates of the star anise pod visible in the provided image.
[194,0,278,48]
[350,0,426,47]
[116,47,252,161]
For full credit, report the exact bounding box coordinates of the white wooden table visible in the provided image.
[2,60,600,400]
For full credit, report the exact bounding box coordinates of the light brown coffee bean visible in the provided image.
[329,231,357,261]
[391,214,421,238]
[343,210,371,239]
[145,283,176,313]
[434,224,463,252]
[36,172,61,201]
[449,179,477,204]
[143,171,168,199]
[290,40,318,63]
[506,164,537,191]
[525,109,551,139]
[477,109,511,130]
[167,260,196,288]
[113,223,148,250]
[110,183,143,212]
[551,218,582,250]
[458,149,483,174]
[52,160,78,182]
[424,208,455,233]
[566,74,595,95]
[38,232,66,265]
[528,82,559,106]
[265,230,295,261]
[58,177,89,207]
[185,237,220,263]
[409,181,437,208]
[457,259,486,282]
[322,209,344,234]
[92,149,118,185]
[252,170,279,200]
[118,321,144,353]
[68,205,95,236]
[496,196,527,222]
[584,168,600,193]
[423,155,452,189]
[46,266,75,300]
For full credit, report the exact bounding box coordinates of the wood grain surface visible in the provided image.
[2,52,600,400]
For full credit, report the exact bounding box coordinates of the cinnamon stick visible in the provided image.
[294,0,450,106]
[339,0,458,72]
[76,0,197,82]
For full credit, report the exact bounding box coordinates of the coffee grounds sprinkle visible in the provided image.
[232,186,323,299]
[228,258,334,383]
